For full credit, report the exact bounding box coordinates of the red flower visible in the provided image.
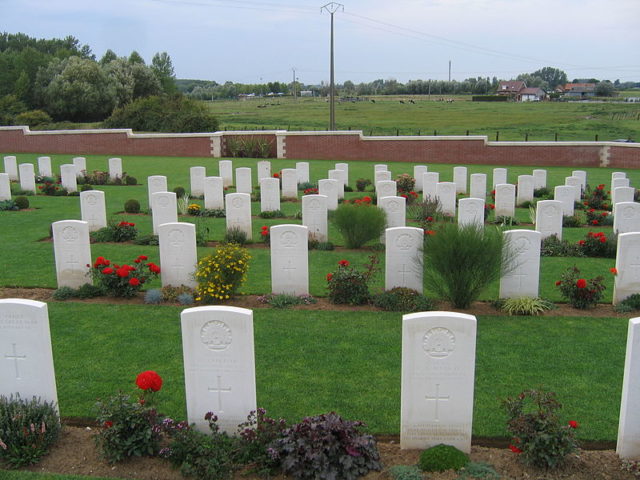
[148,263,161,274]
[129,277,140,286]
[509,445,522,453]
[425,230,436,236]
[273,172,280,178]
[94,256,110,267]
[338,260,350,267]
[568,420,579,429]
[576,279,587,289]
[488,204,495,210]
[102,267,114,275]
[116,267,130,278]
[601,212,608,217]
[138,255,148,260]
[611,267,618,275]
[135,370,163,392]
[134,259,141,263]
[426,216,434,222]
[589,208,595,213]
[362,196,372,203]
[103,421,113,428]
[555,280,562,286]
[599,236,607,243]
[591,220,599,225]
[326,273,333,282]
[578,240,585,246]
[261,230,269,237]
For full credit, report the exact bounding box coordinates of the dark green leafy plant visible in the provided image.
[173,186,186,197]
[330,202,386,248]
[52,286,76,300]
[124,199,141,214]
[562,214,583,228]
[326,256,379,305]
[13,196,29,209]
[541,234,583,257]
[90,220,138,243]
[199,208,226,218]
[258,209,285,218]
[0,200,18,211]
[418,444,469,472]
[223,227,248,245]
[235,408,287,476]
[355,178,371,192]
[556,266,606,309]
[373,287,434,312]
[257,293,317,309]
[134,234,159,245]
[614,293,640,313]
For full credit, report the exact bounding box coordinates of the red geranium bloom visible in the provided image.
[148,263,161,274]
[138,255,148,260]
[116,267,130,278]
[555,280,562,286]
[568,420,579,429]
[509,445,522,453]
[102,267,114,275]
[134,259,141,263]
[362,196,372,203]
[592,220,599,225]
[425,230,436,236]
[576,278,587,289]
[599,236,607,243]
[129,277,140,286]
[326,273,333,282]
[94,256,109,267]
[601,212,608,217]
[611,267,618,275]
[578,240,585,245]
[260,230,268,237]
[426,216,434,222]
[104,421,113,428]
[135,370,163,392]
[273,172,280,178]
[338,259,350,267]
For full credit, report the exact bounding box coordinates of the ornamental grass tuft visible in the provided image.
[330,201,386,248]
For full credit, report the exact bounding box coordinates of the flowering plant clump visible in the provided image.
[583,183,610,210]
[187,203,201,216]
[556,266,606,309]
[195,244,251,303]
[326,256,379,305]
[38,180,66,196]
[91,255,160,297]
[303,187,318,195]
[260,225,270,245]
[576,231,617,258]
[90,220,138,243]
[396,173,416,193]
[585,208,613,226]
[399,190,419,204]
[235,408,288,475]
[502,389,579,469]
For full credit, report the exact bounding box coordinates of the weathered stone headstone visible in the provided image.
[257,161,271,181]
[422,172,440,201]
[535,200,563,240]
[108,157,122,181]
[0,173,10,201]
[565,176,582,202]
[72,157,86,177]
[335,163,349,187]
[614,202,640,235]
[80,190,107,231]
[613,233,640,304]
[436,182,456,217]
[147,175,168,210]
[260,177,280,212]
[414,165,428,192]
[401,311,477,452]
[375,170,392,184]
[225,193,252,239]
[270,224,309,295]
[532,169,547,189]
[554,185,575,216]
[151,191,178,235]
[296,162,310,184]
[281,168,298,198]
[318,179,339,210]
[516,175,534,205]
[379,196,406,243]
[190,166,206,197]
[0,299,59,412]
[158,222,198,288]
[52,220,92,288]
[458,198,485,228]
[60,164,78,193]
[492,168,507,188]
[204,176,224,210]
[469,173,486,200]
[571,170,587,191]
[19,163,36,194]
[377,180,397,200]
[219,160,233,188]
[616,317,640,459]
[385,227,423,292]
[499,229,541,299]
[328,170,345,199]
[613,186,635,214]
[235,167,252,194]
[38,156,52,178]
[302,194,328,242]
[181,306,256,434]
[494,184,515,218]
[613,178,631,191]
[374,164,388,173]
[612,172,626,184]
[3,155,18,181]
[453,166,467,194]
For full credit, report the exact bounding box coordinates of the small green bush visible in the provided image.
[14,109,52,127]
[258,209,285,218]
[223,227,248,245]
[14,196,29,209]
[74,283,104,299]
[541,234,583,257]
[124,199,141,213]
[499,297,555,316]
[314,241,335,251]
[458,461,500,479]
[326,257,379,306]
[330,202,386,248]
[90,221,138,243]
[556,266,606,309]
[52,286,76,300]
[173,186,186,197]
[125,176,137,186]
[355,178,372,192]
[144,289,164,304]
[615,293,640,313]
[0,200,18,211]
[200,208,226,218]
[418,444,469,472]
[534,187,551,198]
[257,293,317,309]
[133,234,159,246]
[373,287,434,312]
[388,464,423,480]
[562,214,583,227]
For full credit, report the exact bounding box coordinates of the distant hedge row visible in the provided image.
[472,95,509,102]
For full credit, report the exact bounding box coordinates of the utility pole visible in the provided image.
[292,67,296,101]
[321,2,343,131]
[448,60,451,82]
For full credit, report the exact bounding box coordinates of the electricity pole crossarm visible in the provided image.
[321,2,343,131]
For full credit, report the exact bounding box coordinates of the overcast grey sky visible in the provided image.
[2,0,639,84]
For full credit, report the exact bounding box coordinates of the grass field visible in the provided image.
[205,95,640,142]
[0,152,637,445]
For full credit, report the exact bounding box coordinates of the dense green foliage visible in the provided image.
[418,444,469,472]
[330,202,386,248]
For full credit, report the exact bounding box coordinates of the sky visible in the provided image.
[2,0,639,85]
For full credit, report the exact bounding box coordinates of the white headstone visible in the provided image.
[38,156,53,178]
[571,170,587,191]
[147,175,168,210]
[3,155,18,181]
[565,176,582,201]
[494,184,515,218]
[422,172,440,201]
[374,164,388,172]
[204,176,224,210]
[72,157,86,178]
[335,163,349,187]
[302,194,328,242]
[554,185,575,217]
[458,198,485,228]
[151,191,178,235]
[453,166,467,194]
[612,172,627,184]
[296,162,310,184]
[260,177,280,213]
[617,317,640,459]
[235,167,252,194]
[379,196,406,243]
[60,164,78,193]
[613,233,640,304]
[0,173,10,201]
[413,166,428,192]
[52,220,92,288]
[328,170,345,199]
[401,311,477,452]
[270,224,309,296]
[18,163,36,194]
[376,180,397,200]
[535,200,563,240]
[190,166,206,197]
[375,170,392,184]
[492,168,507,188]
[469,173,486,200]
[281,168,298,198]
[613,178,631,190]
[436,182,457,217]
[613,186,635,212]
[516,175,534,205]
[385,227,423,292]
[80,190,107,231]
[181,306,256,434]
[318,179,339,210]
[108,157,123,181]
[257,161,271,181]
[614,203,640,235]
[219,160,233,188]
[225,193,252,240]
[0,299,59,412]
[499,230,541,299]
[158,222,198,288]
[532,169,547,189]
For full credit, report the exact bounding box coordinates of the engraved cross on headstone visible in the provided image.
[628,252,640,281]
[282,260,296,279]
[5,343,26,380]
[425,383,449,422]
[66,253,81,273]
[208,375,232,413]
[510,266,527,289]
[398,264,411,286]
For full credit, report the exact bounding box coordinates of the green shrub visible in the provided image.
[257,293,317,309]
[91,255,160,298]
[499,297,555,316]
[396,173,416,194]
[173,186,186,197]
[161,285,195,303]
[14,196,29,209]
[0,200,18,211]
[195,244,251,303]
[74,283,104,299]
[144,289,164,304]
[258,209,285,218]
[491,215,519,226]
[534,187,551,198]
[326,256,379,306]
[615,293,640,313]
[330,202,386,248]
[388,465,423,480]
[423,224,513,309]
[583,183,609,210]
[457,461,500,479]
[373,287,434,312]
[314,241,335,251]
[562,214,583,227]
[124,199,141,214]
[200,208,226,218]
[355,178,372,192]
[418,444,469,472]
[125,176,137,185]
[556,266,606,309]
[0,394,61,468]
[134,234,159,245]
[224,227,248,245]
[408,197,443,229]
[90,220,138,243]
[14,109,52,127]
[541,234,584,257]
[52,286,76,300]
[577,231,617,258]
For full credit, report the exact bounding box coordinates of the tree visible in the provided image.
[99,49,118,65]
[516,73,549,91]
[128,51,145,65]
[531,67,567,89]
[151,51,176,94]
[595,81,615,97]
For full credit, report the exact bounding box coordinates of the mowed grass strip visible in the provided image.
[48,303,627,442]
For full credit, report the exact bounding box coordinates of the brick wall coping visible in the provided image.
[0,126,214,138]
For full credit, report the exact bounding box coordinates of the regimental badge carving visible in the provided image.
[280,230,298,248]
[62,226,79,242]
[169,229,185,247]
[232,197,243,208]
[86,194,97,205]
[200,320,232,351]
[423,327,456,359]
[395,233,415,251]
